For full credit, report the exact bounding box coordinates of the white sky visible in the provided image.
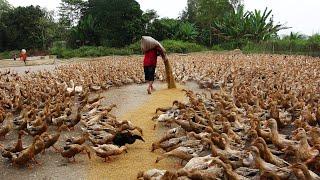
[7,0,320,35]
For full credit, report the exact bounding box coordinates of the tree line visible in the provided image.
[0,0,319,54]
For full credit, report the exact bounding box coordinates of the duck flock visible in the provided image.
[0,52,320,179]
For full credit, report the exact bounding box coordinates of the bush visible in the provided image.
[0,50,19,59]
[161,40,205,53]
[50,40,206,58]
[242,38,320,56]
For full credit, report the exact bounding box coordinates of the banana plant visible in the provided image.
[212,6,288,44]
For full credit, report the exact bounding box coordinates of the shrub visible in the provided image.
[50,40,206,58]
[161,40,205,53]
[0,50,20,59]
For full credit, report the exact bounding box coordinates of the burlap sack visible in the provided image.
[141,36,166,53]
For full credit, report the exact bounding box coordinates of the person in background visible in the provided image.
[143,46,167,94]
[13,54,17,61]
[19,49,27,65]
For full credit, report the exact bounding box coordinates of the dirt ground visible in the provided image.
[0,59,204,180]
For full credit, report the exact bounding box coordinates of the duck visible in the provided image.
[152,112,175,129]
[65,107,82,130]
[252,137,290,167]
[177,168,221,179]
[0,143,14,159]
[211,157,249,180]
[183,155,214,171]
[34,135,45,156]
[52,108,71,127]
[155,146,202,165]
[222,121,241,144]
[289,163,320,180]
[41,125,69,152]
[290,128,319,162]
[112,131,144,147]
[250,146,292,179]
[0,115,13,140]
[61,144,91,162]
[27,120,48,137]
[137,169,167,180]
[5,130,28,153]
[267,118,297,149]
[12,135,41,167]
[66,132,90,145]
[92,144,127,162]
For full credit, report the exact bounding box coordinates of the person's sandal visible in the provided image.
[147,88,151,94]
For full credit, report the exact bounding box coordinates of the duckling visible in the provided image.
[61,144,91,162]
[5,130,28,153]
[112,131,144,147]
[92,144,127,162]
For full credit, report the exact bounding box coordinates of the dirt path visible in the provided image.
[87,84,186,180]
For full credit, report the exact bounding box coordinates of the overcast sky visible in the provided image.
[7,0,320,35]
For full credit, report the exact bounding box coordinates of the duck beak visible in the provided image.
[140,137,145,142]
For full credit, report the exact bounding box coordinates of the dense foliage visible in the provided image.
[0,0,319,58]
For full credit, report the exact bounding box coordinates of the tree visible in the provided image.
[142,9,159,33]
[229,0,243,11]
[147,18,179,41]
[175,22,198,42]
[0,0,11,17]
[59,0,85,28]
[69,15,99,47]
[82,0,144,47]
[180,0,198,22]
[181,0,234,46]
[0,5,55,50]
